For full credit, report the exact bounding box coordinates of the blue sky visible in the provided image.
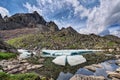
[0,0,120,37]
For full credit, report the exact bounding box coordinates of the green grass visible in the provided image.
[0,52,16,60]
[0,72,40,80]
[7,32,119,50]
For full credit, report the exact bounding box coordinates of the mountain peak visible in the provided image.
[59,26,78,36]
[0,12,46,30]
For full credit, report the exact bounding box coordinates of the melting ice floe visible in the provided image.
[52,55,86,66]
[18,49,36,59]
[41,49,103,66]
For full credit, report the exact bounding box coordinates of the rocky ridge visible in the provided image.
[0,11,59,33]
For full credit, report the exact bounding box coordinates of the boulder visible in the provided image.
[107,71,120,79]
[112,77,120,80]
[115,55,120,59]
[116,68,120,73]
[84,65,96,72]
[115,59,120,66]
[47,21,59,32]
[70,74,105,80]
[92,64,103,68]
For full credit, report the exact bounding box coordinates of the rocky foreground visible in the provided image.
[0,58,44,74]
[0,53,119,80]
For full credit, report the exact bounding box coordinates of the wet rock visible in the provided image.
[116,67,120,73]
[115,55,120,59]
[76,68,94,75]
[92,64,102,68]
[115,59,120,66]
[70,74,105,80]
[84,65,96,72]
[107,71,120,79]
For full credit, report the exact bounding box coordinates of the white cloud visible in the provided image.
[24,0,120,37]
[23,2,42,15]
[0,7,10,17]
[24,0,89,18]
[80,0,120,37]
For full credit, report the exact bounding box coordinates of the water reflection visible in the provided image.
[57,60,119,80]
[76,68,94,75]
[57,72,73,80]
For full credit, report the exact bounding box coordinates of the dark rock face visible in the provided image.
[0,11,46,30]
[0,14,2,19]
[59,26,78,36]
[36,24,49,32]
[0,11,60,33]
[46,21,59,32]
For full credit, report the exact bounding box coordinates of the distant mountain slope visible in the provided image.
[103,35,120,44]
[7,27,120,50]
[0,28,38,40]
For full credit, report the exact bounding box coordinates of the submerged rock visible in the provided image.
[76,68,94,75]
[57,72,73,80]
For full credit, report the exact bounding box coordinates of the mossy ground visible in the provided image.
[0,72,40,80]
[0,52,16,60]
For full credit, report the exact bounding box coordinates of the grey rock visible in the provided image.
[70,74,105,80]
[84,65,96,72]
[47,21,59,32]
[107,71,120,79]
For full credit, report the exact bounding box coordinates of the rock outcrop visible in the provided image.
[46,21,59,32]
[0,38,17,53]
